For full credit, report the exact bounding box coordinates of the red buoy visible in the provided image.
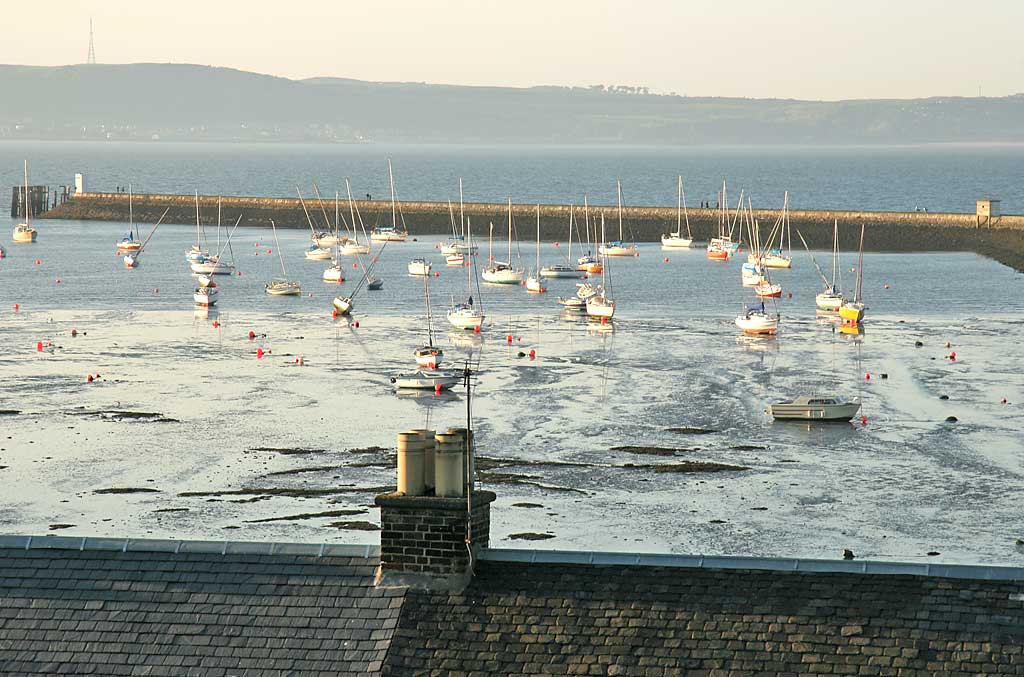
[434,271,440,277]
[529,349,536,359]
[332,309,338,318]
[664,257,669,262]
[434,383,443,395]
[474,325,481,334]
[248,330,256,340]
[267,249,272,254]
[35,259,41,265]
[36,341,43,352]
[87,374,94,383]
[55,278,61,284]
[13,304,19,311]
[71,329,78,337]
[353,321,359,328]
[506,334,513,343]
[212,320,220,328]
[256,347,264,359]
[353,263,359,269]
[860,416,868,425]
[865,373,871,380]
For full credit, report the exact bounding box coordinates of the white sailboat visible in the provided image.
[413,273,443,368]
[117,184,142,251]
[390,369,461,390]
[525,205,547,293]
[447,223,485,330]
[542,204,585,278]
[752,192,793,268]
[370,159,409,242]
[599,181,638,257]
[798,224,845,312]
[408,258,432,276]
[12,161,38,244]
[322,193,346,282]
[586,214,616,319]
[735,301,779,335]
[661,176,695,248]
[265,219,302,296]
[193,285,218,307]
[185,191,209,263]
[481,199,524,284]
[123,208,170,269]
[576,196,601,272]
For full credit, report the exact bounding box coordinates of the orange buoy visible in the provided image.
[434,383,443,394]
[945,341,951,348]
[1001,397,1007,404]
[884,284,890,289]
[506,335,513,343]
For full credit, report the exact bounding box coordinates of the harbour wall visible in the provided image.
[42,192,1024,271]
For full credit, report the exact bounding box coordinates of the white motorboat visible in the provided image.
[540,264,582,278]
[391,369,461,390]
[735,304,779,335]
[266,278,302,296]
[575,282,598,300]
[446,253,465,266]
[304,245,333,261]
[12,161,38,243]
[323,263,345,282]
[599,242,637,257]
[557,295,587,310]
[194,286,218,307]
[408,258,432,276]
[190,257,235,275]
[660,234,694,248]
[767,395,862,421]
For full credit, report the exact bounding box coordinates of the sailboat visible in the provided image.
[296,188,333,260]
[265,219,302,296]
[797,224,845,312]
[185,191,209,263]
[576,196,601,272]
[751,192,793,268]
[839,224,867,324]
[441,179,476,256]
[117,185,142,251]
[707,179,735,260]
[413,274,444,368]
[481,199,524,284]
[123,208,170,268]
[599,181,638,257]
[333,238,387,315]
[12,161,38,243]
[447,222,486,330]
[586,214,616,319]
[370,159,409,242]
[542,204,584,278]
[661,176,694,248]
[322,191,345,283]
[525,205,547,293]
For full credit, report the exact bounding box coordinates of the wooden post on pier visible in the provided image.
[10,185,51,218]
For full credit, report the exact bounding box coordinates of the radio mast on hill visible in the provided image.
[87,18,96,64]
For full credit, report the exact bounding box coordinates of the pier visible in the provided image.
[41,191,1024,271]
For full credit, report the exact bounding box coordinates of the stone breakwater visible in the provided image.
[43,192,1024,271]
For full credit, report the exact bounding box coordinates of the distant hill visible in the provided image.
[1,63,1023,144]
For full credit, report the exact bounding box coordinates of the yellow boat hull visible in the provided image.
[838,303,865,324]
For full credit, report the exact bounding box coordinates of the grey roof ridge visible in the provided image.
[481,547,1024,581]
[0,533,381,558]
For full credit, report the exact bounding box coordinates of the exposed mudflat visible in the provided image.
[1,227,1022,564]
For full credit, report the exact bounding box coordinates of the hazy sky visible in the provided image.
[4,1,1023,100]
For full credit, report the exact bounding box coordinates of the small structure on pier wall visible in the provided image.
[75,173,85,195]
[976,196,1000,227]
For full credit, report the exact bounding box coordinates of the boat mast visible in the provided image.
[676,175,681,237]
[424,272,434,347]
[584,195,591,253]
[855,223,865,303]
[270,219,288,278]
[388,159,397,230]
[535,204,541,274]
[128,183,135,239]
[507,197,513,265]
[23,160,31,228]
[568,204,574,263]
[681,177,692,239]
[459,177,465,238]
[194,191,201,249]
[616,180,624,243]
[216,196,222,256]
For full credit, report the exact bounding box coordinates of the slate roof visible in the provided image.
[3,537,1024,676]
[385,550,1024,676]
[0,536,399,676]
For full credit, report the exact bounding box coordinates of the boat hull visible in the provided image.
[706,248,729,261]
[586,297,615,318]
[190,260,235,275]
[540,266,583,279]
[340,243,370,256]
[599,245,637,257]
[839,303,865,323]
[447,307,484,330]
[12,226,36,243]
[482,268,523,284]
[333,297,353,314]
[661,235,694,248]
[391,369,460,390]
[323,267,345,282]
[815,293,844,312]
[408,261,432,276]
[768,400,861,421]
[736,313,778,335]
[414,347,443,369]
[117,240,142,251]
[525,277,546,293]
[305,248,333,261]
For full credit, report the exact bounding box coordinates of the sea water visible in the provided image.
[1,218,1022,564]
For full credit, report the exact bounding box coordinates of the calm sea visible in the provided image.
[1,141,1023,214]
